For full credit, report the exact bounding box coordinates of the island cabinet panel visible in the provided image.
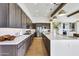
[0,3,9,27]
[0,38,30,56]
[0,45,16,56]
[17,40,26,56]
[17,35,34,56]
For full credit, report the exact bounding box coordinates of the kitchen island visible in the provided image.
[0,28,35,56]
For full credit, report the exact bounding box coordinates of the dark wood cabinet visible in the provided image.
[42,34,50,56]
[0,3,32,28]
[9,3,22,28]
[0,3,9,27]
[15,4,22,28]
[22,12,27,28]
[9,3,32,28]
[9,3,16,27]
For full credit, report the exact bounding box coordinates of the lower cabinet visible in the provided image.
[17,40,26,56]
[17,44,25,56]
[42,34,50,56]
[0,45,16,56]
[0,40,27,56]
[17,34,35,56]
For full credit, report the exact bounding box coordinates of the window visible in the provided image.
[69,23,75,31]
[63,23,65,29]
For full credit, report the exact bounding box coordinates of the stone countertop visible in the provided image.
[0,30,35,45]
[56,34,79,40]
[42,32,51,40]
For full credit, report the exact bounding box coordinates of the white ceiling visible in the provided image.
[18,3,60,23]
[62,3,79,15]
[56,3,79,23]
[24,3,59,18]
[18,3,79,23]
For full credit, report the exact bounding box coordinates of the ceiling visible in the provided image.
[18,3,79,23]
[60,3,79,16]
[24,3,59,18]
[18,3,60,23]
[56,3,79,23]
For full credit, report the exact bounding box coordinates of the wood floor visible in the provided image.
[25,37,48,56]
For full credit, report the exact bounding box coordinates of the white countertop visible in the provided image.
[56,34,79,40]
[0,29,35,45]
[43,32,51,40]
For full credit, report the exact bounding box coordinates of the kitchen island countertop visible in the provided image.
[0,30,35,45]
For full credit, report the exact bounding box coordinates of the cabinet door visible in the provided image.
[17,41,26,56]
[22,12,26,28]
[0,3,9,27]
[18,44,25,56]
[0,45,16,56]
[26,16,32,24]
[9,3,16,27]
[15,4,22,28]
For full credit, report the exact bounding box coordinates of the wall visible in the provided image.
[31,17,50,23]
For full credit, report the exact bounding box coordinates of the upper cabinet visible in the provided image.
[22,11,27,28]
[26,16,32,29]
[9,3,16,28]
[0,3,9,27]
[0,3,32,28]
[15,4,22,28]
[9,3,22,28]
[9,3,32,28]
